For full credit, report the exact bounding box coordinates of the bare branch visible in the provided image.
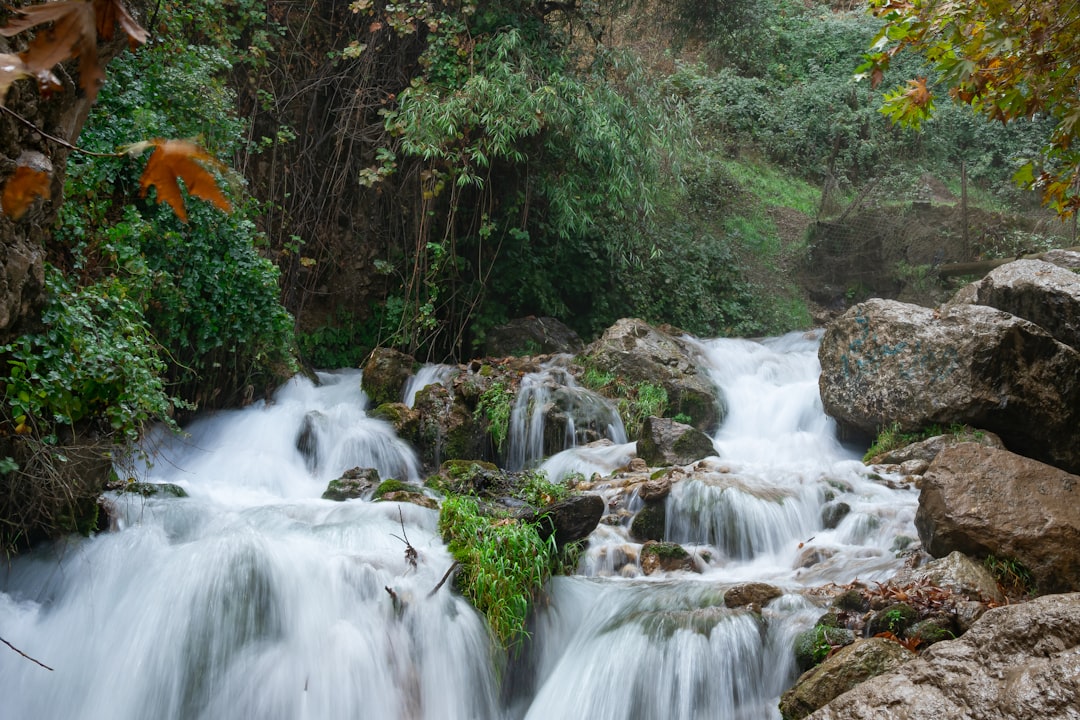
[1,636,54,671]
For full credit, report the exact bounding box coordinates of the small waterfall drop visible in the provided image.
[403,364,457,408]
[506,363,626,470]
[0,333,918,719]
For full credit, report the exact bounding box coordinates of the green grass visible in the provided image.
[720,158,821,215]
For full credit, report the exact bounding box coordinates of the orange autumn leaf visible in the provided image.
[93,0,148,47]
[0,0,103,101]
[904,77,932,107]
[138,140,233,222]
[2,165,52,220]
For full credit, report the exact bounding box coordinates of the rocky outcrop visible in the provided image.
[636,416,716,466]
[959,259,1080,350]
[361,348,416,407]
[640,540,697,574]
[582,318,723,433]
[782,637,913,720]
[484,316,584,357]
[818,298,1080,473]
[806,593,1080,719]
[868,427,1003,466]
[890,551,1006,605]
[915,443,1080,593]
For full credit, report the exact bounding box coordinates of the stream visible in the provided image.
[0,330,918,719]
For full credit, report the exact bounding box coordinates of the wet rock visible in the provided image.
[110,482,188,498]
[295,411,325,472]
[890,551,1006,604]
[368,402,419,440]
[807,593,1080,719]
[793,625,857,673]
[379,490,438,510]
[906,616,956,647]
[782,637,914,720]
[361,348,416,407]
[866,602,918,636]
[636,416,716,466]
[637,473,673,502]
[832,589,870,613]
[483,316,584,357]
[628,502,666,542]
[413,383,485,471]
[871,428,1003,466]
[639,541,697,575]
[819,299,1080,473]
[724,582,783,609]
[820,501,850,530]
[916,443,1080,593]
[582,318,723,433]
[322,467,380,501]
[962,258,1080,351]
[522,494,604,548]
[796,545,836,568]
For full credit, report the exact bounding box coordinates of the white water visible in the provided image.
[0,332,918,719]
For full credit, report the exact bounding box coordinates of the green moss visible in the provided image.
[474,381,515,453]
[373,479,409,498]
[644,541,689,559]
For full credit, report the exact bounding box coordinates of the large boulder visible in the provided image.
[583,319,723,433]
[890,551,1006,605]
[361,348,416,407]
[521,494,605,548]
[959,259,1080,351]
[636,416,716,466]
[818,299,1080,473]
[781,637,913,720]
[806,593,1080,719]
[484,316,584,357]
[915,443,1080,593]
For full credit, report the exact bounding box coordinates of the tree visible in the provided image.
[859,0,1080,214]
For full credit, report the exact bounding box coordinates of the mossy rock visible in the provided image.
[368,402,419,440]
[794,624,856,673]
[640,540,696,575]
[629,502,666,542]
[907,617,956,646]
[378,490,439,510]
[361,348,416,407]
[322,467,380,501]
[373,478,413,498]
[832,589,870,613]
[115,482,189,498]
[867,602,919,637]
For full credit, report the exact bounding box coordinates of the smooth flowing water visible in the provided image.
[0,332,918,719]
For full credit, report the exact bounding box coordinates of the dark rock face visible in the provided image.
[916,443,1080,593]
[636,416,716,466]
[521,494,604,548]
[583,318,723,433]
[818,298,1080,473]
[782,638,913,720]
[956,259,1080,350]
[361,348,416,407]
[483,316,584,357]
[629,502,666,542]
[806,593,1080,720]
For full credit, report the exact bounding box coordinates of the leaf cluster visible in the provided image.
[860,0,1080,214]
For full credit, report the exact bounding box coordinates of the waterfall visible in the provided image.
[403,364,457,408]
[0,333,918,719]
[506,363,626,471]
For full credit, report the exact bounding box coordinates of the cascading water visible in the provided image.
[506,362,626,471]
[0,332,917,719]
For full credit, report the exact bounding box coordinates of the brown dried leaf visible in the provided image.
[138,140,233,222]
[0,52,31,103]
[1,165,52,220]
[93,0,148,47]
[0,0,102,101]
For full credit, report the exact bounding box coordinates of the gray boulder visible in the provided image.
[916,443,1080,593]
[890,551,1006,605]
[806,593,1080,719]
[583,319,723,433]
[636,416,716,466]
[818,299,1080,473]
[960,259,1080,350]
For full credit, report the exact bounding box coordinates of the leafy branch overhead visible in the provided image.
[858,0,1080,215]
[0,0,230,222]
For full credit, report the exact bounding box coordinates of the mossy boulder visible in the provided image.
[361,348,416,407]
[640,540,697,575]
[629,502,666,542]
[867,602,919,637]
[636,416,716,466]
[112,481,188,498]
[322,467,381,501]
[793,624,856,673]
[368,402,419,440]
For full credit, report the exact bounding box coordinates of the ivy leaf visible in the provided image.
[0,0,103,101]
[136,140,233,222]
[1,165,52,221]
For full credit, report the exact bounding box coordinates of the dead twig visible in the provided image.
[428,561,459,598]
[1,636,54,671]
